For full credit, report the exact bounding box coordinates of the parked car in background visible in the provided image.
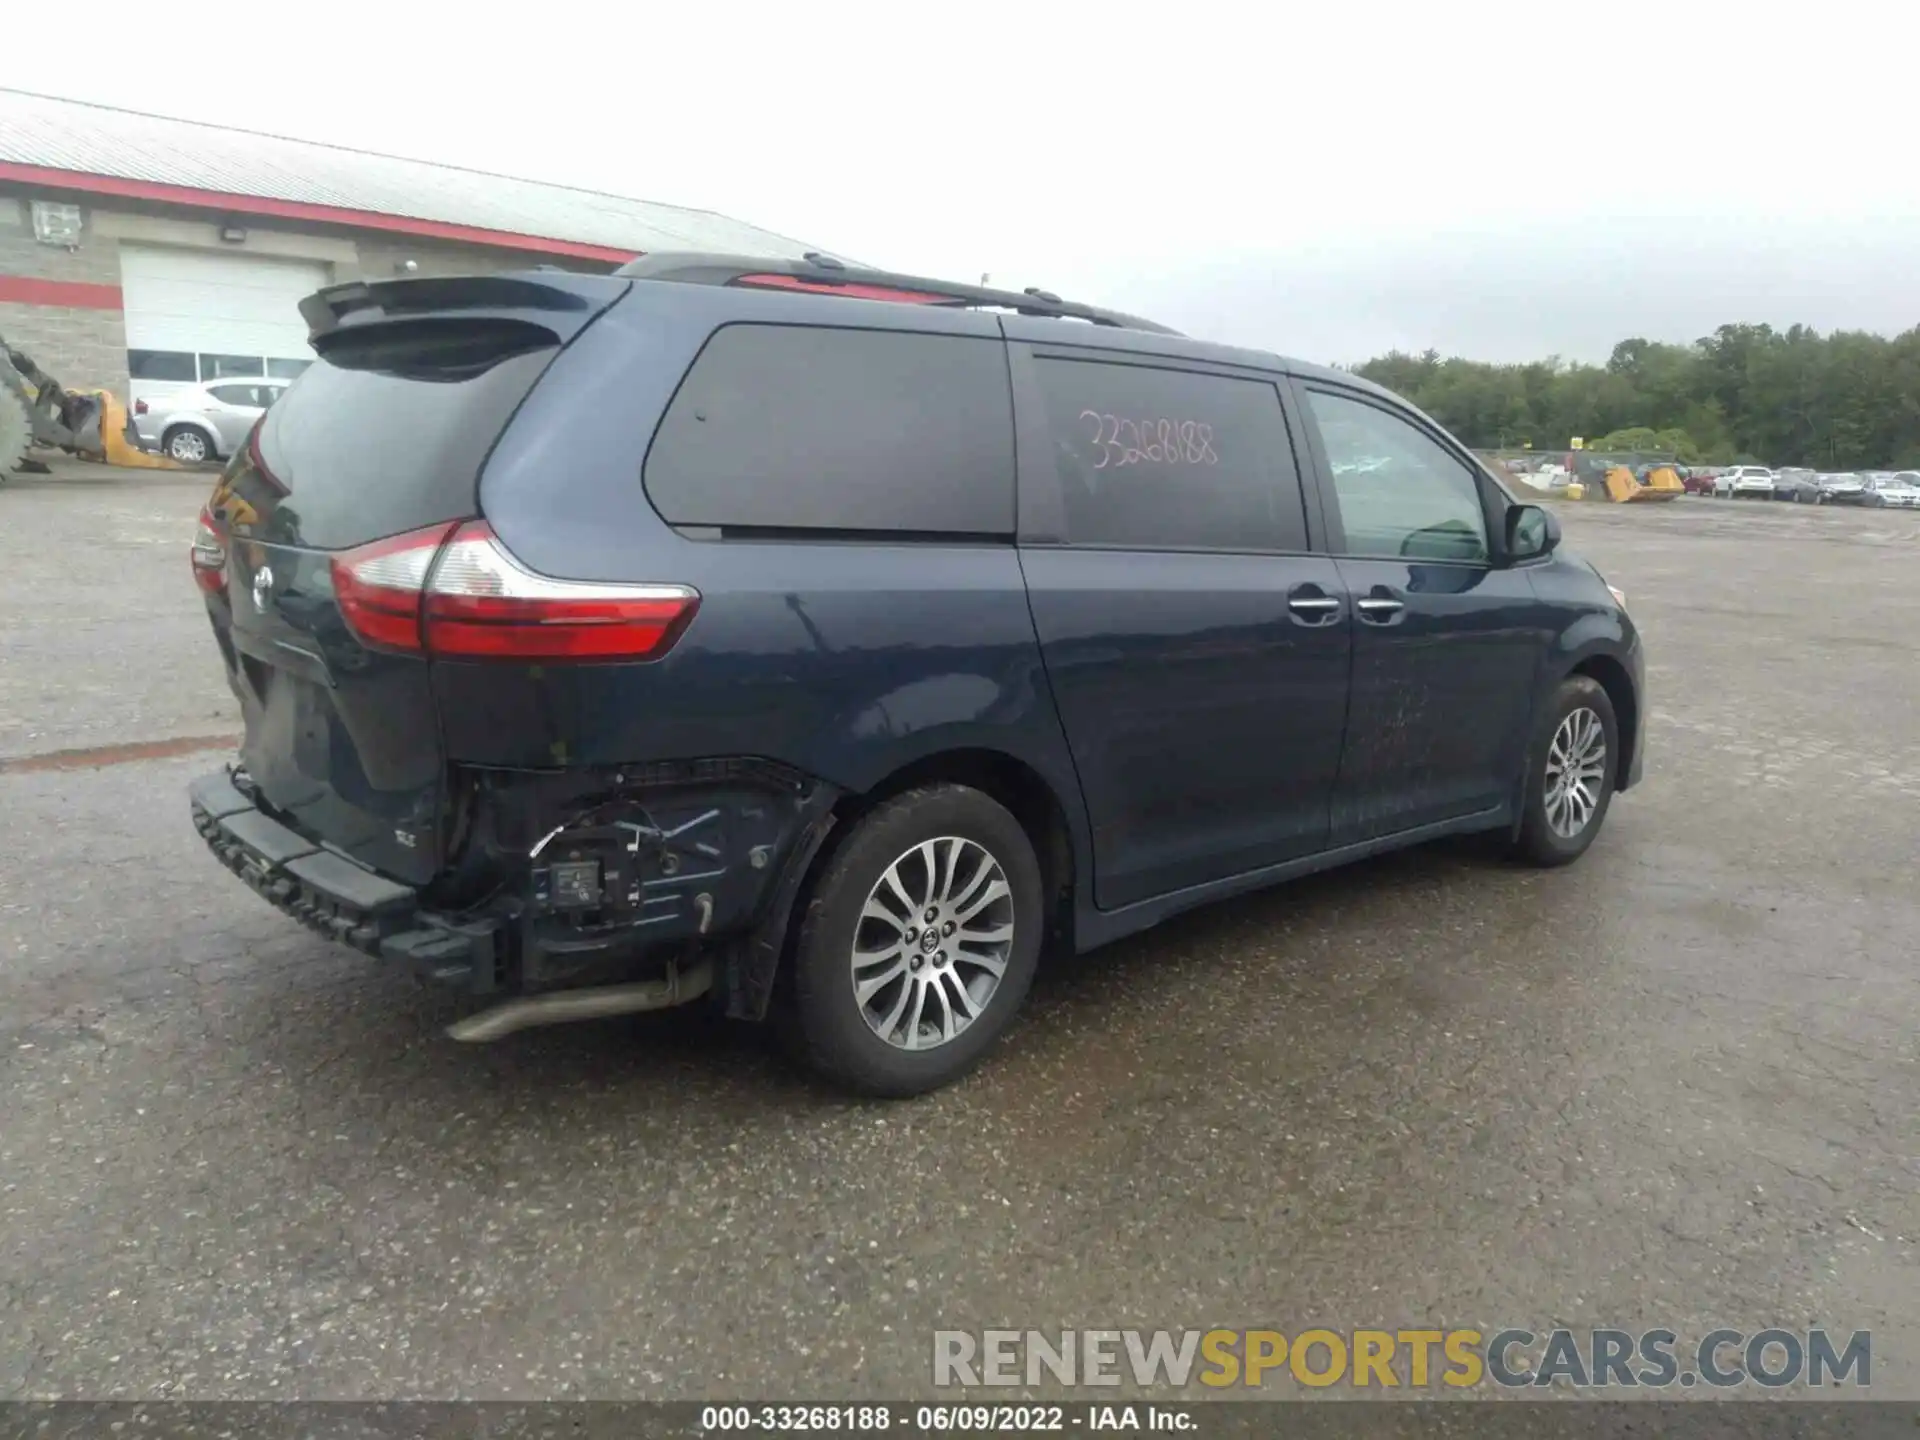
[1816,473,1866,504]
[1683,467,1720,496]
[1864,474,1920,508]
[185,255,1645,1096]
[134,378,289,464]
[1719,465,1777,498]
[1772,469,1823,502]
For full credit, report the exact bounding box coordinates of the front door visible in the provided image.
[1012,345,1353,909]
[1295,383,1550,843]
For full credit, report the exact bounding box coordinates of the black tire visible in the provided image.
[164,425,216,465]
[787,784,1044,1097]
[1510,675,1619,867]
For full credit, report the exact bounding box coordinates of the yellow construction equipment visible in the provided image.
[4,329,184,477]
[1603,464,1683,503]
[84,390,184,470]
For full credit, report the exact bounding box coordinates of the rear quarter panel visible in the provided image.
[462,282,1089,827]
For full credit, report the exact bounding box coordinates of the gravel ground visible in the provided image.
[1,468,1915,1403]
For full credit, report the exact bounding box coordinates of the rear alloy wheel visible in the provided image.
[852,835,1014,1051]
[789,785,1043,1096]
[165,426,213,464]
[1511,675,1619,866]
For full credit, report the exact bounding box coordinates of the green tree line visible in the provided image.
[1353,323,1920,468]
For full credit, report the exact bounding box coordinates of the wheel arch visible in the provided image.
[831,747,1080,953]
[735,744,1087,1025]
[1566,652,1638,792]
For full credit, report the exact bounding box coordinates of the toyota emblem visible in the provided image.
[252,564,275,612]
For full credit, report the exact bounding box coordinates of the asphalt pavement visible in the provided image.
[1,468,1915,1402]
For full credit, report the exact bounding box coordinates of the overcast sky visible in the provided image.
[41,0,1920,364]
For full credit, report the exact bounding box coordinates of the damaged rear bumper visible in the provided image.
[189,761,840,1021]
[190,770,502,988]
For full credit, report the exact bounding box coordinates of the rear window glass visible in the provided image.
[242,345,555,550]
[643,324,1015,535]
[1032,357,1308,551]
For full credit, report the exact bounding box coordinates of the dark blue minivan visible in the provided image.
[188,254,1645,1095]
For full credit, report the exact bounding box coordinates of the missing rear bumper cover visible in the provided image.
[192,761,838,1017]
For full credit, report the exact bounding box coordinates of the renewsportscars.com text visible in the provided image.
[932,1327,1871,1390]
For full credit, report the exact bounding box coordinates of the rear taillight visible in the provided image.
[424,523,701,658]
[190,507,227,595]
[330,521,699,662]
[329,523,456,651]
[134,399,149,416]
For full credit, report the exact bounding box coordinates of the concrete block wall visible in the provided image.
[0,196,131,398]
[0,301,129,393]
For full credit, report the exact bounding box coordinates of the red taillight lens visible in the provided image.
[424,522,700,659]
[330,523,454,652]
[190,507,227,595]
[329,521,699,662]
[134,399,149,416]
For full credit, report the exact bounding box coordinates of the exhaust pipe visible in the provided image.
[446,958,714,1043]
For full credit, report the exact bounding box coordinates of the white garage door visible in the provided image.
[120,246,330,395]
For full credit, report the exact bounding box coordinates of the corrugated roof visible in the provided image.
[0,88,827,260]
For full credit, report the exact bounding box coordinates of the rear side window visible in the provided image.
[1030,357,1307,551]
[643,324,1015,535]
[246,343,556,550]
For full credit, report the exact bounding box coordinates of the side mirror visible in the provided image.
[1506,503,1559,562]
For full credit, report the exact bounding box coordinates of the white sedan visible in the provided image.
[133,378,289,464]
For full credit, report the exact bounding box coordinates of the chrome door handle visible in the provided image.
[1355,597,1405,619]
[1288,596,1340,615]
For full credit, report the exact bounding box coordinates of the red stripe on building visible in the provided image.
[0,162,640,265]
[0,274,123,309]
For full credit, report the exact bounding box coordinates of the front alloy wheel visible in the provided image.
[1543,707,1607,839]
[1512,674,1619,866]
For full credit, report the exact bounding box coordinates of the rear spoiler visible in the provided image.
[299,272,632,352]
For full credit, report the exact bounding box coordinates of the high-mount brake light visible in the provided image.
[731,273,957,306]
[330,521,700,661]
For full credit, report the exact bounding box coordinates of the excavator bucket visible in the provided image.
[1603,465,1682,503]
[1603,466,1640,502]
[84,390,184,470]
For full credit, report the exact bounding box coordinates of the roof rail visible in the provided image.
[610,252,1181,336]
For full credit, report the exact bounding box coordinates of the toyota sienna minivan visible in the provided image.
[189,253,1645,1095]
